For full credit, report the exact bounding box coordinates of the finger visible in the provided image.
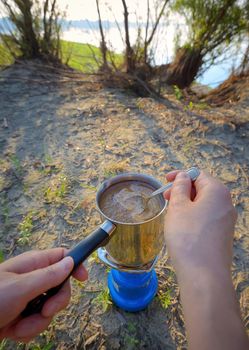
[193,170,219,201]
[9,314,53,342]
[22,256,74,299]
[164,183,197,201]
[165,170,181,182]
[42,280,71,318]
[1,248,66,274]
[169,172,192,206]
[72,264,88,281]
[193,170,234,215]
[163,188,171,201]
[164,170,183,200]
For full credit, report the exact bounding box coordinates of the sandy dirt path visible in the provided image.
[0,62,248,349]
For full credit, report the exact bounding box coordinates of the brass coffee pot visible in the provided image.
[96,173,166,271]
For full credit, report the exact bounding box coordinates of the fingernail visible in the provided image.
[58,256,73,272]
[176,172,189,179]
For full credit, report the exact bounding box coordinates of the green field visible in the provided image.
[61,40,102,72]
[0,39,123,72]
[0,42,15,66]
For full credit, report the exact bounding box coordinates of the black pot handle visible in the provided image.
[21,221,115,318]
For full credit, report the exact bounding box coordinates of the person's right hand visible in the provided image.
[163,170,249,350]
[163,170,237,278]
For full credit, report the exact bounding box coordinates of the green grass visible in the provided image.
[18,212,34,245]
[27,342,54,350]
[43,174,69,203]
[0,38,123,72]
[60,40,123,72]
[184,101,209,111]
[9,154,23,176]
[173,85,183,100]
[93,287,112,312]
[80,183,97,191]
[60,40,101,72]
[88,250,99,264]
[124,323,139,348]
[0,42,14,66]
[158,289,172,309]
[0,35,20,66]
[0,250,4,263]
[0,339,7,350]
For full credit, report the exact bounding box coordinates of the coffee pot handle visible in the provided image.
[21,221,116,318]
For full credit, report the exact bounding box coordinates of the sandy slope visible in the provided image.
[0,62,248,349]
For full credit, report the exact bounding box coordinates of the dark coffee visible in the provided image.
[99,180,162,223]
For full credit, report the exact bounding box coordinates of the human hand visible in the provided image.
[163,170,237,278]
[164,171,249,350]
[0,248,88,343]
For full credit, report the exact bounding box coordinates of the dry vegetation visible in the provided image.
[204,72,249,106]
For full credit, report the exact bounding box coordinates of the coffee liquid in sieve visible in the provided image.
[99,181,162,223]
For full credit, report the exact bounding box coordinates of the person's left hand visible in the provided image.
[0,248,88,343]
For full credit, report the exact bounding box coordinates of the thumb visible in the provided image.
[169,171,191,206]
[21,256,74,299]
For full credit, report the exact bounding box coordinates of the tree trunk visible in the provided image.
[239,42,249,74]
[96,0,109,71]
[165,47,203,88]
[2,0,63,60]
[18,0,40,58]
[144,0,169,65]
[122,0,135,73]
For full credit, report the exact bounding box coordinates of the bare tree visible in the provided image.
[42,0,58,55]
[121,0,135,73]
[238,1,249,75]
[120,0,169,74]
[96,0,109,71]
[1,0,63,60]
[240,44,249,74]
[2,0,40,58]
[143,0,169,65]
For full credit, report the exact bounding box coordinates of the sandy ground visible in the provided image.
[0,62,248,350]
